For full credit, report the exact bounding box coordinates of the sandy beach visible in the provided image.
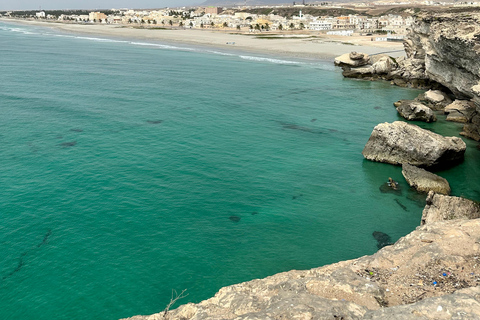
[1,18,405,60]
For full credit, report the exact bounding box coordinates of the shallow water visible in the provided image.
[1,22,479,320]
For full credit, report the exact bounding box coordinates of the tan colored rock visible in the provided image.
[425,90,447,104]
[372,56,398,74]
[444,100,477,123]
[362,121,466,169]
[421,191,480,225]
[402,164,450,195]
[334,52,370,67]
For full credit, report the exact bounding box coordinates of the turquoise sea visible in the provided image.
[1,21,479,319]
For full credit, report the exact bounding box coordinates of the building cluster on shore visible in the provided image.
[1,6,417,36]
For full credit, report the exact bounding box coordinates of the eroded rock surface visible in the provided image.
[445,100,477,123]
[394,100,436,122]
[334,52,370,68]
[122,219,480,320]
[402,164,450,195]
[421,191,480,225]
[362,121,466,169]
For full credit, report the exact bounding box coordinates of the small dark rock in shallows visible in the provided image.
[229,216,241,222]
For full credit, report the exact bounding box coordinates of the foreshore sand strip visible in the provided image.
[0,18,404,60]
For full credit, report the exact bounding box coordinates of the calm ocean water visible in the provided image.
[1,21,479,319]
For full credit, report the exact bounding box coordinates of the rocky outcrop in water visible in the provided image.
[402,163,450,195]
[334,51,370,68]
[444,100,477,123]
[421,191,480,225]
[394,100,436,122]
[362,121,466,169]
[122,218,480,320]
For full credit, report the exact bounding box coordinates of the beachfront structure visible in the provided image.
[309,19,333,30]
[36,11,46,18]
[89,12,107,22]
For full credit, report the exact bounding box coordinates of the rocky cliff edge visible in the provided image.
[123,216,480,320]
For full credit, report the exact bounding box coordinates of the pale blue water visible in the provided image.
[1,22,479,320]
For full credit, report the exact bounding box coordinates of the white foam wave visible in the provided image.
[74,36,128,43]
[239,55,303,65]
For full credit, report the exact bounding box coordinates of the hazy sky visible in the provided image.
[0,0,201,11]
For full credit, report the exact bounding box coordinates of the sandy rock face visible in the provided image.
[444,100,477,123]
[122,219,480,320]
[362,121,466,169]
[395,100,436,122]
[421,191,480,225]
[401,164,450,195]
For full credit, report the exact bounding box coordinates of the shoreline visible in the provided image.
[0,18,404,61]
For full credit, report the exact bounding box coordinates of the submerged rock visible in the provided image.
[394,100,436,122]
[421,191,480,225]
[402,164,451,195]
[362,121,466,169]
[229,216,241,222]
[59,141,77,147]
[379,182,402,196]
[372,231,392,249]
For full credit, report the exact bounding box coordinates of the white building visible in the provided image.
[309,20,333,30]
[36,11,45,18]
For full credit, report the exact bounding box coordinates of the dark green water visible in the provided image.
[1,22,479,319]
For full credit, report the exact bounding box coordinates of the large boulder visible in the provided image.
[444,100,477,123]
[334,52,370,67]
[421,191,480,225]
[402,163,450,195]
[362,121,466,169]
[372,56,398,74]
[394,100,436,122]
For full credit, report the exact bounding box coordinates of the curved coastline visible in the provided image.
[120,11,480,320]
[0,18,404,61]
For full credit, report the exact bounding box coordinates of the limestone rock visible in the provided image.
[421,191,480,225]
[334,52,370,67]
[372,56,398,74]
[395,100,436,122]
[461,113,480,141]
[416,90,452,111]
[401,163,450,195]
[350,51,366,60]
[363,287,480,319]
[444,100,477,123]
[122,219,480,320]
[362,121,466,169]
[402,13,480,98]
[342,65,374,78]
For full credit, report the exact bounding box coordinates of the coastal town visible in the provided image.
[1,1,477,41]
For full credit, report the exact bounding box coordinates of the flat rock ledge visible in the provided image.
[122,219,480,320]
[402,164,450,195]
[362,121,466,169]
[421,191,480,225]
